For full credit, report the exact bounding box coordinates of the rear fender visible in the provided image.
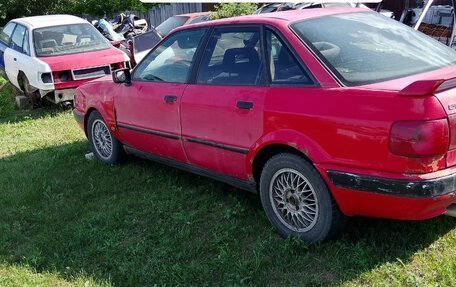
[246,129,331,176]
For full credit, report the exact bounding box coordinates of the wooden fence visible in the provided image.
[145,3,203,28]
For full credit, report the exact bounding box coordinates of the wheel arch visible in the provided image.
[17,70,27,91]
[248,129,331,185]
[84,107,98,135]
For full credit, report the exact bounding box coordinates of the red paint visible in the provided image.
[40,48,125,90]
[74,9,456,221]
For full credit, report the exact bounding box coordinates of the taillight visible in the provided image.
[448,115,456,150]
[390,119,449,157]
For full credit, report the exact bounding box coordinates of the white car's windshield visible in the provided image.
[34,23,110,57]
[292,12,456,85]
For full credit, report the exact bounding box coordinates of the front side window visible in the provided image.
[23,30,30,55]
[266,29,312,85]
[292,12,456,85]
[0,22,16,44]
[197,27,262,86]
[11,25,26,52]
[33,23,111,57]
[133,29,206,83]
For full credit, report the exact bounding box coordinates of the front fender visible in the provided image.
[246,129,332,176]
[78,80,119,139]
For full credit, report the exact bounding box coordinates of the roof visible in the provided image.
[177,7,369,31]
[178,12,210,18]
[12,15,88,29]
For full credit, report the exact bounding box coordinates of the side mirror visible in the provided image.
[112,68,131,86]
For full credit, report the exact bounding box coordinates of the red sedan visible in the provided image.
[73,8,456,242]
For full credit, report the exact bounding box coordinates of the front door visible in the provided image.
[114,28,207,162]
[181,26,267,179]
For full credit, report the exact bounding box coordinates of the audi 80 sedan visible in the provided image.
[73,8,456,242]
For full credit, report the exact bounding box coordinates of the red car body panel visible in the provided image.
[40,48,126,90]
[74,9,456,221]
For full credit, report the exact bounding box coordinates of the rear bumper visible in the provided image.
[319,167,456,220]
[327,170,456,198]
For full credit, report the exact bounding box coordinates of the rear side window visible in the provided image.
[266,29,312,85]
[11,25,26,52]
[197,27,262,86]
[292,12,456,85]
[0,22,16,44]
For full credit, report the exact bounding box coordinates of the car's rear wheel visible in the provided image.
[87,111,124,164]
[259,153,346,242]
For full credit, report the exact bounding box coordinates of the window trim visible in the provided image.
[193,24,268,87]
[263,25,319,88]
[131,27,209,84]
[22,29,31,56]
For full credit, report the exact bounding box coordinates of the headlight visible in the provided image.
[40,72,53,83]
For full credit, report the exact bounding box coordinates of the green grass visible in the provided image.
[0,79,455,286]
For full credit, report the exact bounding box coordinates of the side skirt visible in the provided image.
[124,145,257,194]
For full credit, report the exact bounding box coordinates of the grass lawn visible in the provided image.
[0,79,455,286]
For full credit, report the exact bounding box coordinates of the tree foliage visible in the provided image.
[210,3,257,20]
[0,0,155,26]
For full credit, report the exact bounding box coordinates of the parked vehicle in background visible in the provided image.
[255,1,394,18]
[93,18,133,60]
[129,12,211,65]
[74,8,456,242]
[130,29,162,64]
[155,12,210,37]
[0,15,129,106]
[400,0,456,49]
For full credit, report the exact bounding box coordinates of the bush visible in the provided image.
[210,3,257,20]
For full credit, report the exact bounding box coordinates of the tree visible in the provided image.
[209,3,257,20]
[0,0,155,26]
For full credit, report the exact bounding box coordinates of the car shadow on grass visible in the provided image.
[0,104,70,124]
[0,141,454,286]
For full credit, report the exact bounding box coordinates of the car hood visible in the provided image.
[38,48,128,71]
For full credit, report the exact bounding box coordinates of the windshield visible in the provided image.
[156,16,188,37]
[134,30,161,53]
[292,12,456,85]
[34,23,111,57]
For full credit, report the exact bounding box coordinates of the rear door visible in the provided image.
[0,22,16,77]
[181,26,267,179]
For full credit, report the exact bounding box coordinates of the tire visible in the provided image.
[259,153,346,242]
[20,75,40,108]
[87,111,124,164]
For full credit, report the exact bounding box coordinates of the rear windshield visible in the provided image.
[156,16,189,37]
[33,23,110,57]
[291,12,456,85]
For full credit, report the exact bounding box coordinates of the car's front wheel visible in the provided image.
[87,111,124,164]
[260,153,346,242]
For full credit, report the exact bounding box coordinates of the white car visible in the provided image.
[0,15,129,105]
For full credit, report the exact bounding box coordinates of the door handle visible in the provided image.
[164,95,177,103]
[236,101,253,110]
